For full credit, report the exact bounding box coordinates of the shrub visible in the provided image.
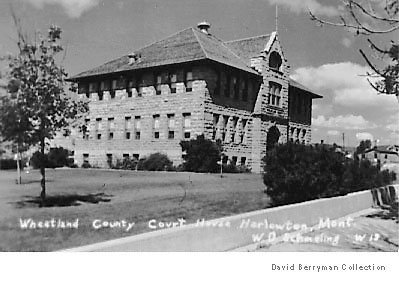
[81,162,91,169]
[0,158,24,170]
[30,147,72,169]
[112,157,138,170]
[222,162,252,173]
[263,143,396,206]
[139,153,173,171]
[180,134,222,173]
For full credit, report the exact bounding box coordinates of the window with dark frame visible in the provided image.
[185,70,193,92]
[153,114,160,139]
[83,154,89,164]
[126,78,135,98]
[134,116,141,140]
[83,118,90,140]
[212,114,219,140]
[224,73,230,97]
[137,75,144,97]
[232,75,239,100]
[169,72,177,93]
[95,118,102,139]
[269,81,282,107]
[108,118,115,140]
[183,113,191,139]
[155,73,162,95]
[125,116,131,139]
[106,153,113,167]
[167,114,175,139]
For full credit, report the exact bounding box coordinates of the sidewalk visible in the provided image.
[256,203,398,252]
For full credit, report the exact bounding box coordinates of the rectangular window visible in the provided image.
[232,156,238,165]
[231,75,238,99]
[153,114,160,139]
[110,79,117,98]
[185,70,193,92]
[89,82,98,93]
[155,74,162,95]
[225,73,230,97]
[212,114,219,140]
[169,72,177,93]
[214,70,221,96]
[125,117,131,139]
[137,75,144,97]
[134,116,141,140]
[231,117,238,142]
[106,154,113,167]
[183,113,191,139]
[240,157,246,166]
[83,118,90,140]
[83,154,89,164]
[100,80,111,91]
[108,118,115,140]
[241,77,248,101]
[133,154,140,160]
[241,119,247,144]
[221,115,229,142]
[78,83,89,94]
[167,114,175,139]
[123,154,129,161]
[97,133,101,140]
[95,118,102,131]
[269,82,282,107]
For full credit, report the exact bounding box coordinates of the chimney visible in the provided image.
[197,21,211,34]
[128,52,141,65]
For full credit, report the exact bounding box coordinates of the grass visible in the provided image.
[0,168,269,251]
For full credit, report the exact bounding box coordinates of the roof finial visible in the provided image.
[275,4,278,33]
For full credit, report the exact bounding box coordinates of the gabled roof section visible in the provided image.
[69,27,260,80]
[224,34,271,64]
[289,78,323,99]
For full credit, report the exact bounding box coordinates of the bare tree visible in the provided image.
[310,0,398,101]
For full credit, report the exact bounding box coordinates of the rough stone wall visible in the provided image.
[249,35,290,172]
[288,122,312,144]
[73,67,207,167]
[202,66,256,169]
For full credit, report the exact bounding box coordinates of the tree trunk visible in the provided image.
[40,138,46,207]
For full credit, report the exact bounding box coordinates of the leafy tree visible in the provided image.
[180,134,222,173]
[263,142,396,206]
[310,0,399,101]
[355,139,372,154]
[0,17,88,204]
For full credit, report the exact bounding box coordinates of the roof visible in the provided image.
[289,78,323,99]
[68,26,323,100]
[224,34,271,64]
[364,147,399,155]
[69,27,260,80]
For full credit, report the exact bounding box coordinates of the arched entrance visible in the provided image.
[266,125,280,151]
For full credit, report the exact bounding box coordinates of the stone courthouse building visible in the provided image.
[66,22,322,172]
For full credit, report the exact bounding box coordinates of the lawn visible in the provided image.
[0,168,269,251]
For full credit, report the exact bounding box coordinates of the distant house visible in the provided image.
[359,146,399,164]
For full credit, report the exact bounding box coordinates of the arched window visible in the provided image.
[269,51,282,71]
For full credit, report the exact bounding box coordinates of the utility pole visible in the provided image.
[342,132,345,152]
[275,4,279,33]
[220,154,223,178]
